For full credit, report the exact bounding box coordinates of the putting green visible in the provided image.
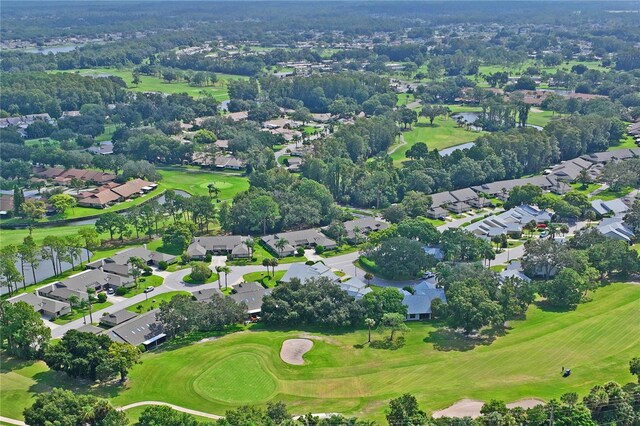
[192,353,277,403]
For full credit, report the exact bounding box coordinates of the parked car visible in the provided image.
[106,288,115,295]
[144,286,155,293]
[422,271,435,279]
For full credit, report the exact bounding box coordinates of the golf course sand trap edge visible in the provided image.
[280,339,314,365]
[433,398,545,418]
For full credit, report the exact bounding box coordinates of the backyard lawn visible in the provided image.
[121,275,165,298]
[2,283,638,422]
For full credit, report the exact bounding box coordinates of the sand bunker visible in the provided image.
[280,339,313,365]
[433,398,545,418]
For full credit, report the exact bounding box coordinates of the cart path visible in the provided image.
[0,416,26,426]
[117,402,338,421]
[387,133,407,155]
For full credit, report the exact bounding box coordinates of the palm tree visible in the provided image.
[274,238,289,258]
[484,246,496,268]
[128,256,145,288]
[560,224,570,237]
[269,258,279,276]
[352,226,362,245]
[364,318,376,343]
[86,288,97,324]
[78,299,88,324]
[548,223,559,239]
[245,237,255,259]
[262,258,271,275]
[221,266,231,289]
[364,272,374,285]
[207,183,220,202]
[215,266,224,289]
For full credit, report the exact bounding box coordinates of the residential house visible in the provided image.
[261,229,336,257]
[0,194,15,218]
[423,246,444,261]
[466,205,552,238]
[100,310,138,327]
[337,277,371,300]
[214,155,245,170]
[597,217,635,243]
[341,217,389,242]
[591,199,629,217]
[186,236,250,259]
[548,158,593,182]
[499,269,532,283]
[87,141,114,155]
[402,284,446,321]
[39,268,133,302]
[87,247,176,273]
[102,310,166,349]
[9,293,71,319]
[191,288,223,303]
[230,282,272,315]
[76,324,103,334]
[280,262,341,284]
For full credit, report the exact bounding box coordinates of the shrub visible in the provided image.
[180,253,191,265]
[305,260,316,265]
[158,261,168,270]
[315,245,325,254]
[296,247,305,256]
[142,265,152,276]
[402,286,415,295]
[204,253,212,262]
[115,287,127,296]
[97,293,107,303]
[190,263,212,282]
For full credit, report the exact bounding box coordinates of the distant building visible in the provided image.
[186,236,250,259]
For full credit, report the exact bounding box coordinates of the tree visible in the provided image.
[0,300,51,359]
[398,106,418,129]
[21,200,46,233]
[86,287,97,323]
[44,330,116,380]
[364,318,376,343]
[24,388,128,426]
[13,185,24,216]
[380,313,408,341]
[124,257,144,290]
[48,193,77,214]
[577,168,592,189]
[191,263,213,282]
[401,191,432,218]
[624,200,640,234]
[629,357,640,383]
[261,277,364,328]
[221,265,231,289]
[0,246,22,296]
[194,129,218,145]
[366,237,434,280]
[78,228,100,264]
[95,212,128,241]
[420,104,448,125]
[361,287,407,323]
[162,222,197,252]
[245,237,256,259]
[437,279,504,334]
[504,184,543,209]
[137,405,199,426]
[405,142,429,160]
[364,272,374,285]
[107,342,141,382]
[132,71,141,86]
[274,238,289,257]
[386,394,428,426]
[18,236,40,286]
[540,268,585,308]
[207,182,221,201]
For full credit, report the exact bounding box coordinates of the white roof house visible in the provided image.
[591,199,629,217]
[280,262,341,284]
[597,217,635,243]
[466,205,552,238]
[337,277,371,300]
[402,288,446,321]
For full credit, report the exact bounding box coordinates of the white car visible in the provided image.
[106,288,115,295]
[422,271,435,279]
[144,286,155,293]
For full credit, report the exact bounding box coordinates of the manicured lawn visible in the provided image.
[227,244,274,266]
[184,272,219,285]
[608,135,638,151]
[157,167,249,200]
[392,115,485,165]
[241,270,285,288]
[594,186,634,201]
[320,244,361,258]
[55,68,248,101]
[570,182,601,196]
[121,275,165,298]
[126,291,190,314]
[52,301,113,325]
[2,284,638,422]
[0,224,99,249]
[477,59,608,78]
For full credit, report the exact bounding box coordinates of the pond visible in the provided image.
[23,44,80,54]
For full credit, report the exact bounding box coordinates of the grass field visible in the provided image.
[242,270,285,288]
[608,135,638,151]
[477,59,608,79]
[126,291,190,314]
[121,275,165,298]
[1,283,638,422]
[391,115,485,164]
[55,68,248,101]
[594,186,634,201]
[157,167,249,200]
[52,301,113,325]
